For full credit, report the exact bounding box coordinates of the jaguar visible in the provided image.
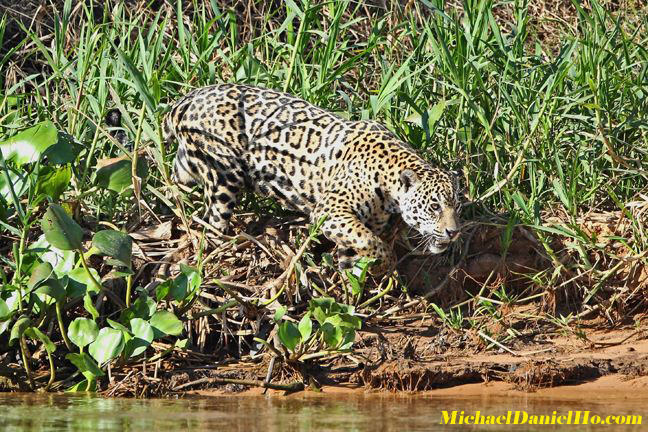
[164,83,461,274]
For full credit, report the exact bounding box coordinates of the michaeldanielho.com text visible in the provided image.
[441,411,642,426]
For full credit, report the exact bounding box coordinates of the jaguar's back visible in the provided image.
[165,84,355,213]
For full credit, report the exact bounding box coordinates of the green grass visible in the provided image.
[1,0,647,390]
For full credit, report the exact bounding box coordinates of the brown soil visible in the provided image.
[183,325,648,398]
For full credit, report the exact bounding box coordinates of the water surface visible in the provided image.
[0,392,644,431]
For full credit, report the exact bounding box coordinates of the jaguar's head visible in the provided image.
[397,167,462,254]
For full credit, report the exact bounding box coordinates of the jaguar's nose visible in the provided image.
[445,228,460,240]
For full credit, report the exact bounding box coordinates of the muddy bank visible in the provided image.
[34,323,639,398]
[182,335,648,399]
[356,330,648,392]
[183,326,648,398]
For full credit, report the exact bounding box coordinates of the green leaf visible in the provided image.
[95,157,148,195]
[35,277,66,302]
[321,322,343,348]
[339,313,362,330]
[65,352,104,378]
[171,264,201,301]
[339,329,356,350]
[348,272,362,296]
[150,310,183,337]
[9,315,31,346]
[274,305,287,323]
[35,166,72,201]
[309,297,334,311]
[311,306,327,326]
[43,131,79,165]
[155,279,172,302]
[0,299,13,335]
[65,378,97,392]
[25,327,56,353]
[130,293,156,320]
[31,234,76,276]
[278,321,301,351]
[88,327,125,364]
[0,121,58,165]
[92,230,132,268]
[125,318,154,358]
[298,313,312,341]
[0,298,10,321]
[84,292,99,321]
[106,318,130,333]
[29,262,66,301]
[427,100,446,130]
[67,317,99,349]
[40,204,83,251]
[27,262,54,289]
[67,266,101,298]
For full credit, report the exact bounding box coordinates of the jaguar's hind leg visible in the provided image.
[172,144,199,186]
[203,159,244,233]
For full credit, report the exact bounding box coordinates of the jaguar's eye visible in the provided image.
[430,203,440,211]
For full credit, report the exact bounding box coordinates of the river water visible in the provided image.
[0,392,644,431]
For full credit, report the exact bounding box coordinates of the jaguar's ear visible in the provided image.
[400,169,419,191]
[449,169,462,187]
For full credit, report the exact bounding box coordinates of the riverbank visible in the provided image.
[102,316,647,397]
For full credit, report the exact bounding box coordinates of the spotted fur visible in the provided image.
[164,84,461,274]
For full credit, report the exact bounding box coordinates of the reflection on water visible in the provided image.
[0,392,645,431]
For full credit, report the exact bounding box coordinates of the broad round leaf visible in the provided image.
[321,322,344,349]
[88,327,125,364]
[92,230,132,268]
[170,265,201,302]
[35,278,66,302]
[95,157,148,194]
[35,166,72,201]
[27,262,54,290]
[131,294,156,320]
[29,262,66,301]
[278,321,301,352]
[0,121,58,165]
[31,234,76,275]
[298,313,313,341]
[9,315,31,346]
[150,310,183,337]
[43,131,78,165]
[41,204,83,250]
[126,318,154,357]
[106,318,130,334]
[155,279,172,302]
[25,327,56,353]
[65,353,104,377]
[67,317,99,349]
[0,298,15,335]
[0,298,10,321]
[66,266,101,298]
[274,305,286,323]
